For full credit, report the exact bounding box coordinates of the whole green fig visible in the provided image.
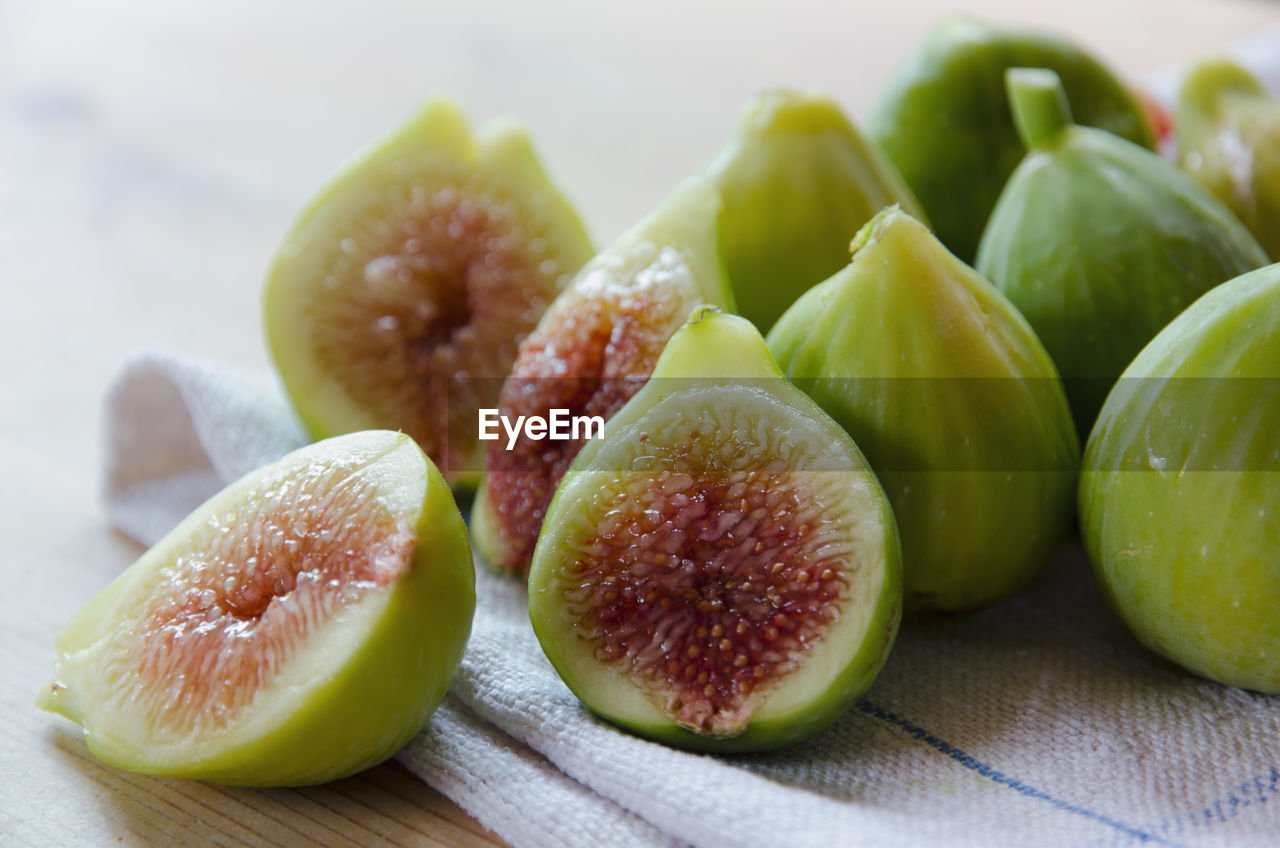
[1080,262,1280,693]
[768,207,1078,614]
[977,69,1268,437]
[707,89,925,333]
[870,18,1154,263]
[1178,57,1280,260]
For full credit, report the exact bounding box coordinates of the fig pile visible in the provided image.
[45,19,1280,783]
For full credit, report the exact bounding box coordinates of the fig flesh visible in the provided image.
[869,18,1155,263]
[706,89,925,333]
[1080,262,1280,693]
[1178,57,1280,260]
[472,177,732,577]
[265,95,594,485]
[528,307,902,752]
[39,431,475,786]
[768,207,1079,614]
[976,68,1268,436]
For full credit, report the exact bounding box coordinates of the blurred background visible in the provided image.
[2,0,1278,474]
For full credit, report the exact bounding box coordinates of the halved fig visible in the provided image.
[39,431,475,786]
[472,177,732,577]
[528,308,902,751]
[265,95,594,485]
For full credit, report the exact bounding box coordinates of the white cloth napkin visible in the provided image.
[101,350,1280,848]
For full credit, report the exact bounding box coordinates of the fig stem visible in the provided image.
[1006,67,1075,151]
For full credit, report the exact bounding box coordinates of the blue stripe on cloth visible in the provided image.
[1156,766,1280,840]
[854,699,1182,847]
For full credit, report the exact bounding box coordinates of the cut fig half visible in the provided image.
[472,176,733,577]
[39,431,475,786]
[265,95,594,486]
[528,308,902,752]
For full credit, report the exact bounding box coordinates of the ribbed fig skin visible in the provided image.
[1081,263,1280,693]
[977,121,1268,437]
[707,89,925,333]
[870,18,1154,263]
[529,309,902,753]
[769,208,1079,615]
[473,179,730,577]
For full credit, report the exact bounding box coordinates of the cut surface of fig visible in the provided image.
[40,431,475,786]
[265,95,594,483]
[473,177,731,576]
[528,309,901,751]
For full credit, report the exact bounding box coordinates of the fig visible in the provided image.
[705,89,925,333]
[264,95,594,485]
[768,207,1078,614]
[1080,262,1280,692]
[39,430,475,786]
[472,177,732,577]
[976,68,1268,436]
[528,307,902,751]
[869,18,1155,263]
[1178,57,1280,259]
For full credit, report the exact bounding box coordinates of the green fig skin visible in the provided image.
[706,89,926,333]
[869,18,1155,263]
[1178,57,1280,260]
[39,432,476,786]
[977,69,1269,438]
[768,207,1079,615]
[1080,263,1280,693]
[529,308,902,752]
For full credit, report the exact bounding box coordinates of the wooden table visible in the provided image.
[4,1,1277,844]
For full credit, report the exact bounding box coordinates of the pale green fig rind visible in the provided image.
[528,309,902,752]
[471,177,733,571]
[869,18,1155,263]
[263,94,595,469]
[41,431,476,786]
[707,89,924,333]
[770,208,1079,614]
[468,483,509,568]
[977,117,1269,436]
[587,177,735,315]
[1080,263,1280,693]
[1177,57,1280,260]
